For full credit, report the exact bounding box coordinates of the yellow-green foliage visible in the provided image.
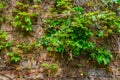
[0,31,12,50]
[12,2,38,32]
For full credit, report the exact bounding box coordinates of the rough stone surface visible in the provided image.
[0,0,120,80]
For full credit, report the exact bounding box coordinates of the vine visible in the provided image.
[0,0,119,66]
[0,30,12,50]
[38,0,120,65]
[11,2,38,32]
[0,0,6,25]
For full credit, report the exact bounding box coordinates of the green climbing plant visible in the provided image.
[0,1,6,25]
[7,52,21,63]
[12,2,38,32]
[0,30,12,50]
[37,0,120,65]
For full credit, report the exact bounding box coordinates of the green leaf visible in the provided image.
[96,54,103,64]
[73,7,83,14]
[103,58,110,65]
[34,0,41,2]
[7,52,14,57]
[0,3,4,9]
[11,56,21,63]
[5,42,12,47]
[50,20,60,26]
[97,30,104,37]
[43,63,49,67]
[50,65,57,69]
[0,17,3,21]
[25,16,31,22]
[56,45,64,52]
[47,47,53,51]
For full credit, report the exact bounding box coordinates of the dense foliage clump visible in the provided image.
[38,0,120,65]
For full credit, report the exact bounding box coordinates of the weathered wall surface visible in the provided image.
[0,0,120,80]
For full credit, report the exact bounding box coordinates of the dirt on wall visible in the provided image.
[0,0,120,80]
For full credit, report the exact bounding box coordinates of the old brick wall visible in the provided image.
[0,0,120,80]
